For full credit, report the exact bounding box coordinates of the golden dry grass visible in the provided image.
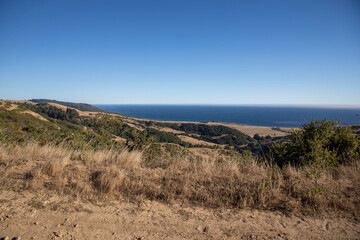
[0,142,359,219]
[22,110,49,121]
[207,122,293,137]
[178,135,220,147]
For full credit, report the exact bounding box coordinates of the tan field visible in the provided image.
[178,135,220,147]
[207,122,294,138]
[158,127,185,134]
[22,110,49,122]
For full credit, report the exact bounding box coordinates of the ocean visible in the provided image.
[95,105,360,128]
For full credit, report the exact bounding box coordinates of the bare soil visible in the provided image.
[1,191,359,240]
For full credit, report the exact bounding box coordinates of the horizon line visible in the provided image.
[4,99,360,109]
[94,103,360,109]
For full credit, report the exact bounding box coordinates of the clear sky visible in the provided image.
[0,0,359,105]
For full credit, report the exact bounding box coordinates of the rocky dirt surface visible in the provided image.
[0,191,359,240]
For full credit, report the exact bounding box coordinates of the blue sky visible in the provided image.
[0,0,359,105]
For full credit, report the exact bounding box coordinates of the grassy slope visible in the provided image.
[29,99,105,112]
[0,102,123,150]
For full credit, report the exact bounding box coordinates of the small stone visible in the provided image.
[203,226,209,233]
[249,234,254,239]
[325,223,330,230]
[4,236,10,240]
[34,222,39,225]
[74,224,79,228]
[53,231,62,237]
[14,237,21,240]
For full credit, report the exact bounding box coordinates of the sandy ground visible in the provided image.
[0,191,359,240]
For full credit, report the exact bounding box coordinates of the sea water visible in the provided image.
[95,105,360,128]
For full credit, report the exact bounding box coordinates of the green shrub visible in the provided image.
[268,119,359,168]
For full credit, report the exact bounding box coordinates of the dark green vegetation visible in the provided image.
[143,121,255,147]
[30,99,105,112]
[269,119,360,168]
[19,102,80,122]
[351,125,360,136]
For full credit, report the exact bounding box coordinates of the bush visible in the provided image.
[268,119,360,168]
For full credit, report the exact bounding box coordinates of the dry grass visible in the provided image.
[22,110,49,121]
[207,122,293,137]
[178,135,220,147]
[0,142,359,219]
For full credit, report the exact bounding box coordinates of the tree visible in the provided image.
[254,134,262,141]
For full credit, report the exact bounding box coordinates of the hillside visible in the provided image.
[0,100,359,239]
[1,100,290,158]
[30,99,106,112]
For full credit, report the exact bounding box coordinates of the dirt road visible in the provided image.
[1,191,359,240]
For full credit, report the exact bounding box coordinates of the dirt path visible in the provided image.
[0,191,359,240]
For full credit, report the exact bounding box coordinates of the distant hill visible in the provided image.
[1,99,264,153]
[29,99,105,112]
[2,99,292,155]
